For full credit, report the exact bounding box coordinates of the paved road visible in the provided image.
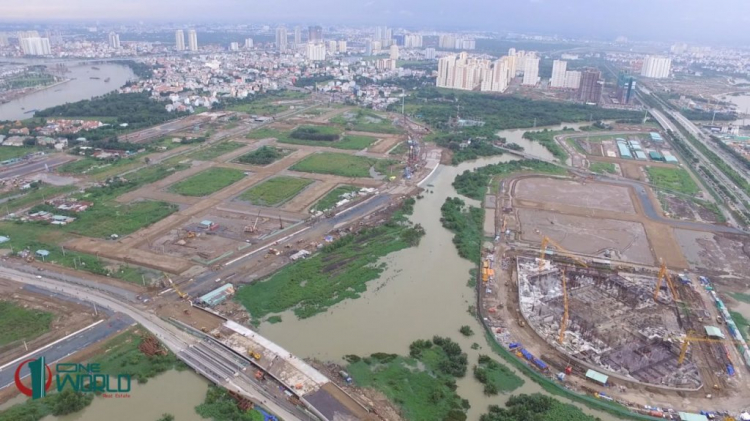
[0,156,74,179]
[0,312,133,390]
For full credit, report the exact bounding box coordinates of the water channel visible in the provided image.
[499,121,598,163]
[260,125,620,420]
[0,63,135,121]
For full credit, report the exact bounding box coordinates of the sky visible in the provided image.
[3,0,750,44]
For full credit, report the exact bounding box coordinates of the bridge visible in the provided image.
[0,266,373,421]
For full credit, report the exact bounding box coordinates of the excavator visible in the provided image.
[248,349,261,361]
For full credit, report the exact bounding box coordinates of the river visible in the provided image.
[499,121,599,163]
[0,63,135,121]
[259,136,619,420]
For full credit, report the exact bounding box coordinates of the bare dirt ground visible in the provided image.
[514,177,636,214]
[673,229,750,280]
[621,162,645,181]
[517,208,654,264]
[0,279,100,365]
[659,193,721,224]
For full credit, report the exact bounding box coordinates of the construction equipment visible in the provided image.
[163,272,189,300]
[538,236,589,274]
[677,334,745,365]
[248,349,261,361]
[244,210,262,233]
[653,259,680,303]
[186,231,196,239]
[559,269,569,344]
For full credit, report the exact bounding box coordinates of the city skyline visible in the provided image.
[2,0,750,44]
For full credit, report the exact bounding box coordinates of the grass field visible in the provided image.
[186,141,244,161]
[237,176,313,206]
[253,125,377,150]
[645,166,699,195]
[330,110,402,134]
[91,329,184,383]
[236,199,423,319]
[730,292,750,304]
[245,127,281,140]
[290,152,376,178]
[236,146,290,166]
[473,354,524,395]
[589,161,617,174]
[64,200,178,238]
[310,185,360,212]
[57,156,139,176]
[0,301,53,346]
[168,167,245,196]
[0,146,43,161]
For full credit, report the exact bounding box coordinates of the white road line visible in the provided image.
[0,320,105,371]
[224,226,311,266]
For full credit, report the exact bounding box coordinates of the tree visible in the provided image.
[157,414,175,421]
[51,390,93,416]
[459,325,474,336]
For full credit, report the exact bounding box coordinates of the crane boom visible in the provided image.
[538,236,589,273]
[559,269,568,344]
[678,335,745,365]
[654,259,680,303]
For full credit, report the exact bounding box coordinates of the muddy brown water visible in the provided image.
[260,152,620,421]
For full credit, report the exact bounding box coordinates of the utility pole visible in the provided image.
[711,109,717,126]
[92,302,98,316]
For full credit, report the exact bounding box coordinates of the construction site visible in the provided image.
[481,172,750,418]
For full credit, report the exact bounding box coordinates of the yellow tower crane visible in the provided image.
[653,259,680,303]
[537,236,588,344]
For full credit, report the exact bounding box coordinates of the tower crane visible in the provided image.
[677,334,746,366]
[653,259,679,303]
[537,236,588,345]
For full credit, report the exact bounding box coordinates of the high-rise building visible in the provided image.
[390,44,399,60]
[187,30,198,51]
[579,68,603,103]
[245,38,254,49]
[229,42,239,51]
[308,26,323,42]
[175,30,185,51]
[19,37,51,56]
[437,52,511,93]
[550,60,567,88]
[294,26,302,46]
[424,48,436,60]
[404,34,423,49]
[563,71,581,90]
[328,40,337,54]
[0,34,8,47]
[108,32,120,49]
[375,59,397,71]
[306,42,326,61]
[522,57,540,86]
[364,41,373,56]
[337,41,347,53]
[275,26,287,52]
[641,55,671,79]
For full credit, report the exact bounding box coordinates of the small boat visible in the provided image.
[90,77,100,80]
[104,77,110,83]
[91,66,100,70]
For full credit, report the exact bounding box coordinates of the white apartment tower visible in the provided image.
[641,56,671,79]
[390,44,399,60]
[550,60,567,88]
[564,71,582,89]
[108,32,120,49]
[245,38,254,49]
[175,30,185,51]
[306,42,326,61]
[522,57,540,86]
[437,52,511,93]
[275,27,288,52]
[19,37,51,56]
[188,30,198,51]
[337,41,347,53]
[294,26,302,46]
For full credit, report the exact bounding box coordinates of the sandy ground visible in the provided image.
[515,177,636,214]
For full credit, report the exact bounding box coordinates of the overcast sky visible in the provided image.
[3,0,750,44]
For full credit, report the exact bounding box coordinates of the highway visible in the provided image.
[0,265,305,421]
[0,155,75,180]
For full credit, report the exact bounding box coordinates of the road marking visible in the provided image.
[224,226,311,266]
[0,320,105,371]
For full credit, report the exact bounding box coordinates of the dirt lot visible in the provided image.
[0,279,99,365]
[673,229,750,279]
[517,208,654,264]
[659,192,721,224]
[514,177,636,214]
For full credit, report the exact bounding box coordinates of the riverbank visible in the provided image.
[0,78,72,107]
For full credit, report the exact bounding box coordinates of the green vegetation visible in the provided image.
[266,315,282,324]
[238,176,313,206]
[186,141,244,161]
[63,200,178,239]
[169,167,245,196]
[195,386,267,421]
[429,133,503,165]
[310,185,360,213]
[522,129,572,162]
[245,127,281,140]
[291,125,342,141]
[0,390,94,421]
[730,311,750,341]
[57,156,138,176]
[236,146,289,166]
[730,292,750,304]
[34,92,183,138]
[347,337,470,421]
[645,167,699,195]
[473,354,524,395]
[459,325,474,336]
[453,160,567,200]
[589,161,617,174]
[156,414,175,421]
[441,197,484,263]
[1,183,76,214]
[330,109,402,134]
[248,126,377,150]
[0,301,53,346]
[402,89,639,136]
[218,90,307,115]
[389,141,409,155]
[236,199,425,320]
[481,394,599,421]
[1,71,56,89]
[0,146,42,161]
[290,152,382,178]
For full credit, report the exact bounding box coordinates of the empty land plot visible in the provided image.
[514,177,636,213]
[673,230,750,275]
[168,167,246,196]
[238,176,314,206]
[310,185,360,213]
[0,301,53,346]
[290,152,377,178]
[645,167,699,195]
[588,161,617,174]
[330,110,402,134]
[186,141,245,161]
[518,208,653,264]
[236,146,291,166]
